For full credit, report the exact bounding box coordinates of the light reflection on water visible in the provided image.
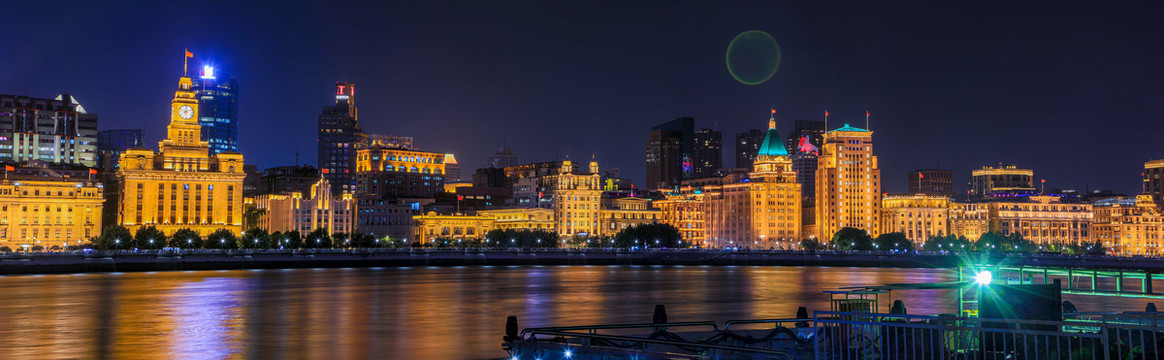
[0,266,1154,359]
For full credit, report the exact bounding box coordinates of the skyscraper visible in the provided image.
[645,117,693,189]
[784,120,825,156]
[734,129,765,169]
[815,123,881,240]
[317,82,368,194]
[97,129,144,170]
[692,128,722,178]
[0,93,98,167]
[1144,159,1164,208]
[192,65,239,155]
[488,146,519,168]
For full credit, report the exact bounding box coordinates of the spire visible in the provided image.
[769,108,777,130]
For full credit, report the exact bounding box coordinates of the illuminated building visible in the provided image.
[950,202,989,241]
[815,123,881,240]
[478,207,555,231]
[734,129,765,169]
[0,93,98,167]
[354,144,446,199]
[443,154,462,183]
[547,160,602,236]
[192,65,238,155]
[356,199,414,241]
[255,177,355,235]
[706,112,802,248]
[654,193,705,246]
[989,195,1092,245]
[444,182,472,194]
[0,178,103,249]
[369,133,415,150]
[645,117,693,189]
[692,128,722,178]
[1143,159,1164,208]
[880,195,950,244]
[908,169,954,197]
[317,82,368,194]
[116,63,246,236]
[598,197,661,236]
[1093,195,1162,256]
[969,164,1035,198]
[413,212,494,242]
[507,161,576,208]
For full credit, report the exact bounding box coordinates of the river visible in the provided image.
[0,266,1153,359]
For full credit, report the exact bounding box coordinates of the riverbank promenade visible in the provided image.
[0,249,1159,275]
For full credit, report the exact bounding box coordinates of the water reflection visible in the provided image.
[0,266,1155,359]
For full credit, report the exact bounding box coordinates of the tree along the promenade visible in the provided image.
[134,225,167,250]
[304,228,332,249]
[613,223,684,248]
[923,234,972,252]
[330,232,349,248]
[169,228,203,249]
[345,232,374,248]
[276,230,303,249]
[95,225,133,250]
[799,237,823,251]
[207,229,238,249]
[874,232,913,251]
[485,229,560,248]
[830,227,873,251]
[974,232,1035,254]
[241,228,270,249]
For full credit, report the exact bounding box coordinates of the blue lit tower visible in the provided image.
[192,65,239,155]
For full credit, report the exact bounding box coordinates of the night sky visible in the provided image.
[4,1,1164,195]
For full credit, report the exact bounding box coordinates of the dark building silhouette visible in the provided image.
[317,82,367,194]
[908,169,954,196]
[735,129,764,169]
[97,129,144,171]
[692,128,722,178]
[192,66,239,155]
[260,165,320,197]
[784,120,825,156]
[645,117,693,189]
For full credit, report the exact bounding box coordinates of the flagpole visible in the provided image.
[184,49,188,76]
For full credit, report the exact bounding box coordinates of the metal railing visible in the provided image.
[813,311,1164,360]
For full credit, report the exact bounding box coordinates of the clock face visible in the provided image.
[178,105,194,119]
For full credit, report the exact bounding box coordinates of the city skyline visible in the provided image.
[4,2,1164,195]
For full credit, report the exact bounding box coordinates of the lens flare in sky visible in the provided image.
[725,30,782,85]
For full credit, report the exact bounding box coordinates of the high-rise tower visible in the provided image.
[192,65,238,155]
[317,82,368,194]
[815,123,880,240]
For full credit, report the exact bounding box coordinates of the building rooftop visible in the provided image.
[827,123,871,133]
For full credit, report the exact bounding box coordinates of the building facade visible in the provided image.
[706,114,802,249]
[192,66,239,155]
[354,144,446,199]
[488,146,519,169]
[1143,159,1164,208]
[645,117,693,189]
[478,207,555,232]
[598,197,661,236]
[1093,195,1162,256]
[260,165,319,197]
[969,165,1035,198]
[0,179,103,249]
[692,128,722,178]
[116,69,246,236]
[413,212,494,242]
[0,93,98,167]
[880,195,951,244]
[547,160,602,236]
[908,169,954,197]
[989,195,1092,245]
[784,120,825,158]
[318,82,368,194]
[950,202,989,241]
[815,123,881,240]
[356,198,414,241]
[255,177,355,235]
[654,193,705,246]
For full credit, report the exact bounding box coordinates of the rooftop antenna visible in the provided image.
[295,147,300,167]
